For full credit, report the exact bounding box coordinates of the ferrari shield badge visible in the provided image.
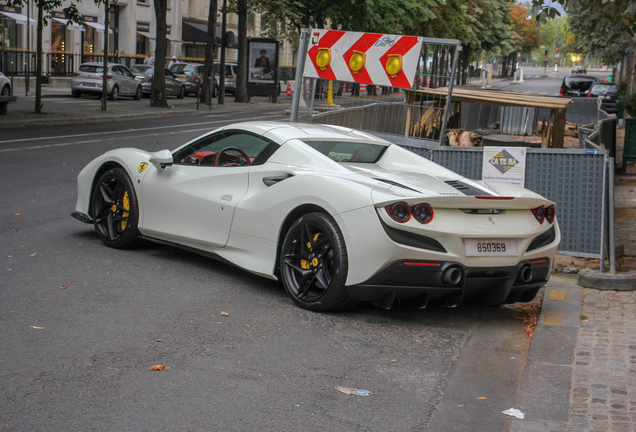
[138,162,148,173]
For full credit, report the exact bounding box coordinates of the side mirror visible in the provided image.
[149,149,174,170]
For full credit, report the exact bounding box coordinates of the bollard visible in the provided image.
[519,68,524,83]
[481,70,486,89]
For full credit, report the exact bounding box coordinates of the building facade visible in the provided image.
[0,0,295,76]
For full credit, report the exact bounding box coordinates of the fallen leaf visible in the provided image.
[515,344,526,347]
[263,336,267,339]
[477,397,487,400]
[148,365,166,371]
[29,325,45,329]
[569,357,574,360]
[156,339,163,342]
[14,212,20,216]
[29,253,37,257]
[246,324,250,327]
[391,359,397,363]
[60,285,68,289]
[106,272,110,275]
[221,312,229,317]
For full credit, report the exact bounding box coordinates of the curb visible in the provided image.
[577,268,636,291]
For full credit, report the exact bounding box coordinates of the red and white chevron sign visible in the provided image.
[304,29,423,88]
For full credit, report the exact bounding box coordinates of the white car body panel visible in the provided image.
[74,121,560,308]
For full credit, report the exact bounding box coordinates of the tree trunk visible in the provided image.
[151,0,168,108]
[34,0,43,113]
[234,0,248,102]
[201,0,218,104]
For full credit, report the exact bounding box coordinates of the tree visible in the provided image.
[200,0,218,104]
[234,0,248,102]
[6,0,81,113]
[510,3,541,55]
[151,0,168,107]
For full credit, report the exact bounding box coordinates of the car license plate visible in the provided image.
[465,239,518,256]
[177,77,186,81]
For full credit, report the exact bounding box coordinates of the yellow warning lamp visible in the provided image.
[349,50,366,74]
[316,48,331,71]
[386,54,403,78]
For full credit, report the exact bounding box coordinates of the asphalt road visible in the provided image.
[0,83,562,431]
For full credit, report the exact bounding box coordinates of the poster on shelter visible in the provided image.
[482,147,527,187]
[249,42,276,84]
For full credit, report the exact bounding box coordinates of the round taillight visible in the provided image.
[545,205,555,224]
[412,203,433,224]
[386,202,410,223]
[532,206,545,224]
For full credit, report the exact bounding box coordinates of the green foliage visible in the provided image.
[510,2,541,53]
[617,79,628,98]
[621,89,636,118]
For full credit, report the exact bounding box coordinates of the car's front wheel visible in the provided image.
[1,85,10,96]
[280,212,355,311]
[72,89,81,98]
[177,85,185,99]
[109,85,119,101]
[134,85,142,100]
[90,167,140,249]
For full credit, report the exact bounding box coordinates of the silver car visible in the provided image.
[72,62,142,100]
[141,68,186,99]
[214,62,237,94]
[170,63,218,97]
[130,64,154,83]
[0,72,11,96]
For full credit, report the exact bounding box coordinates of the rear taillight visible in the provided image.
[193,77,199,84]
[385,202,434,224]
[72,72,81,77]
[412,203,433,224]
[99,74,113,79]
[545,205,555,224]
[587,92,591,97]
[531,206,545,223]
[559,87,563,96]
[147,77,153,83]
[386,202,410,223]
[225,74,233,78]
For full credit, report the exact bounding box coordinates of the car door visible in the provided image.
[139,130,274,248]
[120,66,137,95]
[165,69,177,95]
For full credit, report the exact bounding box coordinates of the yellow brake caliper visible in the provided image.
[121,191,129,231]
[301,233,322,269]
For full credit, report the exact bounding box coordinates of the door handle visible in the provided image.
[220,194,233,201]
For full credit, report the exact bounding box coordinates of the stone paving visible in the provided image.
[565,289,636,432]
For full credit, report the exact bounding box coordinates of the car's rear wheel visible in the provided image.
[1,85,10,96]
[90,168,140,249]
[177,85,185,99]
[280,212,355,311]
[109,85,119,101]
[134,85,142,100]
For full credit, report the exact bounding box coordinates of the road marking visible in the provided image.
[0,114,288,152]
[544,311,563,326]
[0,113,287,145]
[548,289,567,301]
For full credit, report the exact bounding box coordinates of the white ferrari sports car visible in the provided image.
[73,122,560,311]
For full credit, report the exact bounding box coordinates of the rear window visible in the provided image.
[565,77,595,91]
[591,84,617,94]
[79,65,104,73]
[300,140,388,163]
[170,64,187,74]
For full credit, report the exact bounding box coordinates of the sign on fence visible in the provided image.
[482,147,527,187]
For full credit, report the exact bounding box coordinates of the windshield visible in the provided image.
[170,64,187,74]
[131,65,152,73]
[300,140,388,163]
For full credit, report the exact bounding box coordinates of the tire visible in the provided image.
[279,212,355,311]
[72,89,81,98]
[134,85,142,100]
[1,85,10,96]
[177,85,185,99]
[90,167,140,249]
[109,85,119,101]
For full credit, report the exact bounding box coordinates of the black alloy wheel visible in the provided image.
[177,85,185,99]
[134,86,142,100]
[1,85,10,96]
[109,85,119,101]
[280,213,355,311]
[90,168,140,249]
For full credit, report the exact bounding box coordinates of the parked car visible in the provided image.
[71,62,142,100]
[571,65,587,74]
[169,63,218,97]
[560,75,599,97]
[130,64,154,80]
[72,122,560,311]
[588,82,618,113]
[141,68,186,99]
[0,71,11,96]
[214,62,237,94]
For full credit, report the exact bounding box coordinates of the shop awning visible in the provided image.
[85,21,113,34]
[182,21,237,48]
[0,11,36,25]
[137,31,155,40]
[51,17,83,31]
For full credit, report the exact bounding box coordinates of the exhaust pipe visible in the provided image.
[516,265,533,283]
[442,266,462,285]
